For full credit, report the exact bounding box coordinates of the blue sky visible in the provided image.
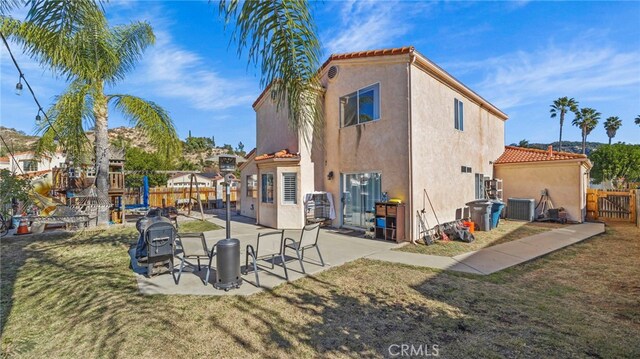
[1,0,639,150]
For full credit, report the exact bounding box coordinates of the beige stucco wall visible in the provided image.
[409,63,506,241]
[494,160,589,222]
[318,57,411,229]
[255,96,299,155]
[239,156,258,219]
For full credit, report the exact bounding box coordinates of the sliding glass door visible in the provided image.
[342,172,382,229]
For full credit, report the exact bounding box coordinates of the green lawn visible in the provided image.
[178,219,222,233]
[396,220,563,257]
[1,223,639,358]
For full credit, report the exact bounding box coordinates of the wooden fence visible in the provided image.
[124,186,239,209]
[586,189,637,224]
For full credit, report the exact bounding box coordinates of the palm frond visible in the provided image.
[109,94,181,160]
[219,0,323,145]
[35,80,94,162]
[25,0,105,37]
[109,21,155,82]
[0,0,25,15]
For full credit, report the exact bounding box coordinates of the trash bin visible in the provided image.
[490,200,505,229]
[465,200,492,231]
[214,238,242,291]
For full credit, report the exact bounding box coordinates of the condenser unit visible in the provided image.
[506,198,536,222]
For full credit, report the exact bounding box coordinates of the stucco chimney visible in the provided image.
[547,145,553,158]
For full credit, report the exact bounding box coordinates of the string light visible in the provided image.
[15,76,23,95]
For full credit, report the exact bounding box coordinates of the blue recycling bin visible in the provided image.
[490,200,505,229]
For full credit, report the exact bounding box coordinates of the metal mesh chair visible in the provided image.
[284,223,323,274]
[243,230,287,287]
[175,232,210,284]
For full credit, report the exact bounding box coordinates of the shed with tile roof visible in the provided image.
[494,146,592,222]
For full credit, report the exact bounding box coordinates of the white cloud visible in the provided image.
[135,29,256,111]
[447,44,640,110]
[322,0,422,55]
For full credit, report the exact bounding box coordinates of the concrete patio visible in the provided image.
[129,213,398,296]
[130,213,606,295]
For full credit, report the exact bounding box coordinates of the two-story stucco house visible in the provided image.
[240,46,508,242]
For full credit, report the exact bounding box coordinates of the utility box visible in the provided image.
[506,198,536,222]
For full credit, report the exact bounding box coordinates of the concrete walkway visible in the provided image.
[131,215,604,295]
[366,222,606,275]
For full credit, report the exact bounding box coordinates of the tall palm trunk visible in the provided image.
[94,83,110,225]
[608,137,612,145]
[581,126,587,154]
[558,110,565,151]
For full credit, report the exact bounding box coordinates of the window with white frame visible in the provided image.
[261,173,274,203]
[21,160,38,172]
[475,173,485,199]
[340,83,380,127]
[246,174,257,198]
[282,173,297,204]
[454,98,464,131]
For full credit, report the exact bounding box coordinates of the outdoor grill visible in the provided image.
[138,216,176,276]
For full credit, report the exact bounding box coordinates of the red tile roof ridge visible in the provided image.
[254,149,299,161]
[496,146,587,165]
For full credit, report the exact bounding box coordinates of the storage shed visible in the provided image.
[494,146,592,223]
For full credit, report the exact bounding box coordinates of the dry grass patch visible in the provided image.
[1,223,638,358]
[396,219,563,257]
[178,219,222,233]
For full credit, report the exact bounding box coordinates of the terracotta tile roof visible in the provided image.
[254,149,299,161]
[319,46,414,70]
[495,146,587,165]
[0,157,9,163]
[252,46,415,108]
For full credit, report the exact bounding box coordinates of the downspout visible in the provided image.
[407,53,416,242]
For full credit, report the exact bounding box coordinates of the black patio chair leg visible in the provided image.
[176,254,186,284]
[197,258,201,271]
[316,245,325,267]
[205,253,215,286]
[280,253,289,281]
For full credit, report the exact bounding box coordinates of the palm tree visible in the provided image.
[2,5,180,224]
[603,116,622,145]
[550,97,579,151]
[572,108,601,154]
[635,115,640,126]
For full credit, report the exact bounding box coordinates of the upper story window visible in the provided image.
[454,98,464,131]
[340,83,380,127]
[21,160,38,172]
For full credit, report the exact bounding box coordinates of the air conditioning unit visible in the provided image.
[506,198,535,222]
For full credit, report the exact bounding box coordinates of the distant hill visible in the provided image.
[0,127,39,156]
[1,126,241,171]
[508,141,604,155]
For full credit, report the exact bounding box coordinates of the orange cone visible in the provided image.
[15,217,31,235]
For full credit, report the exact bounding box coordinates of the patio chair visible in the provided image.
[243,230,288,287]
[175,232,210,284]
[283,223,324,274]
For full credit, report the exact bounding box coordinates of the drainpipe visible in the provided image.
[407,53,416,242]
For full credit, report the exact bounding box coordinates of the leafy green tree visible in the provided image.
[0,169,32,215]
[518,139,529,148]
[550,97,579,151]
[236,141,245,156]
[2,4,180,224]
[184,137,214,153]
[221,144,234,154]
[177,159,199,171]
[635,115,640,126]
[589,144,640,189]
[572,107,600,154]
[124,147,169,187]
[603,116,622,145]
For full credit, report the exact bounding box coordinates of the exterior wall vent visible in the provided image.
[506,198,536,222]
[327,65,339,80]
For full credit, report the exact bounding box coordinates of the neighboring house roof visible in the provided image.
[255,149,299,161]
[168,172,217,181]
[0,157,9,163]
[244,148,256,159]
[252,46,507,120]
[495,146,589,165]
